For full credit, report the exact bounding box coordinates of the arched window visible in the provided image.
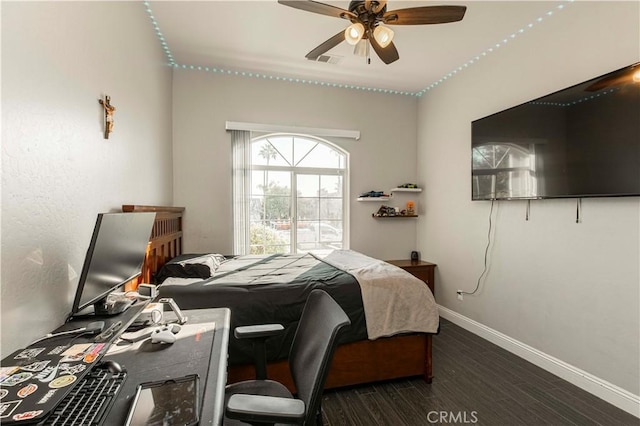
[236,133,348,255]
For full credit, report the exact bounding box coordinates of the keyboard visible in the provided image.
[40,366,127,425]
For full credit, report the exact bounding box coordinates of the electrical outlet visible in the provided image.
[457,291,463,301]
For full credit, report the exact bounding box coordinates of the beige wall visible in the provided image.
[2,0,638,412]
[172,70,420,260]
[1,2,174,356]
[417,1,640,395]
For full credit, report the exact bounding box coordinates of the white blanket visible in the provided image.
[322,250,439,339]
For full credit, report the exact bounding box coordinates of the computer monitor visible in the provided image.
[71,212,156,317]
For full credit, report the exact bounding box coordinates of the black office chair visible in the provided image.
[224,289,351,425]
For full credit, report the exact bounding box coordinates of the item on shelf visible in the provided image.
[359,190,388,198]
[397,183,419,189]
[406,201,416,215]
[373,205,397,217]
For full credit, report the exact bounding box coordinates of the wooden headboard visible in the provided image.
[122,205,185,287]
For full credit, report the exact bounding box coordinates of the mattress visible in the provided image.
[157,250,438,365]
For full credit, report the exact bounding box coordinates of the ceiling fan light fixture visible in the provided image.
[344,22,365,45]
[373,25,394,48]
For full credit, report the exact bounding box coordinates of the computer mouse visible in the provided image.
[98,360,123,374]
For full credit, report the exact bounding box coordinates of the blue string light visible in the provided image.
[143,1,572,97]
[418,1,572,95]
[528,88,618,107]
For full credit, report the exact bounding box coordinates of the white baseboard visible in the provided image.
[438,306,640,418]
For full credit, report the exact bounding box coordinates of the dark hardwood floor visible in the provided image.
[321,319,639,425]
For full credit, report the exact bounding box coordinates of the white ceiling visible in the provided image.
[146,1,572,95]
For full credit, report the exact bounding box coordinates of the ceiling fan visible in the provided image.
[278,0,467,65]
[585,62,640,92]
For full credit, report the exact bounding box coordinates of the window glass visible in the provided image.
[247,134,347,255]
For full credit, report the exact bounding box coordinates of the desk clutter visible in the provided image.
[0,295,225,425]
[117,324,182,345]
[0,342,111,423]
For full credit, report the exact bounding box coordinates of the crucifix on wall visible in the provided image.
[99,95,115,139]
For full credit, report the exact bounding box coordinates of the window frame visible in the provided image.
[472,142,538,199]
[245,133,349,255]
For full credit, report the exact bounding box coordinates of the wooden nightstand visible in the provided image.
[386,259,436,296]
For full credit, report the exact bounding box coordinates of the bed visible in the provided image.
[122,204,184,286]
[124,206,438,392]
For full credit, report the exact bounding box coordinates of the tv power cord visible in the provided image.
[458,200,494,299]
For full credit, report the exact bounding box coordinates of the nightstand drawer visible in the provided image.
[385,259,436,296]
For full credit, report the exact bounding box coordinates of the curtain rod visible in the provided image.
[225,121,360,140]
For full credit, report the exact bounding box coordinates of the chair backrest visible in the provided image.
[289,289,351,425]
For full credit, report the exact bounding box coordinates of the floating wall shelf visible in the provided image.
[357,196,391,202]
[357,187,421,202]
[390,188,422,193]
[372,214,418,218]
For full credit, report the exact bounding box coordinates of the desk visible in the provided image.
[0,307,229,426]
[104,308,230,425]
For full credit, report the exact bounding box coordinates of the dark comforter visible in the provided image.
[157,253,367,365]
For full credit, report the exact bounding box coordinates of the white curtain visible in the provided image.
[231,130,251,255]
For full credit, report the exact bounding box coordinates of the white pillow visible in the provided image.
[177,254,226,277]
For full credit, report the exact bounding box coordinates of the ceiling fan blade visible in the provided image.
[278,0,355,20]
[383,5,466,25]
[585,64,640,91]
[369,36,399,64]
[305,31,346,60]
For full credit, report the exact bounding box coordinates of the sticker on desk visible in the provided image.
[49,375,76,389]
[60,344,91,363]
[83,343,105,364]
[12,409,43,422]
[36,389,57,405]
[14,348,44,360]
[0,389,8,400]
[35,366,58,383]
[0,400,22,419]
[16,384,38,398]
[47,346,68,356]
[0,373,33,387]
[59,363,86,375]
[0,367,19,381]
[19,360,50,372]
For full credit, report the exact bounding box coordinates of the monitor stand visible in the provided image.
[93,297,134,316]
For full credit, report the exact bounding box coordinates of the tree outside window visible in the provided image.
[248,134,347,255]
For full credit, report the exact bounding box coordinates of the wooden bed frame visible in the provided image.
[122,205,185,287]
[125,205,433,391]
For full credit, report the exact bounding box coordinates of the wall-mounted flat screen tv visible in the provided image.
[472,62,640,200]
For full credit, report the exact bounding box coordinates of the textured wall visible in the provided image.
[416,1,640,395]
[1,2,173,356]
